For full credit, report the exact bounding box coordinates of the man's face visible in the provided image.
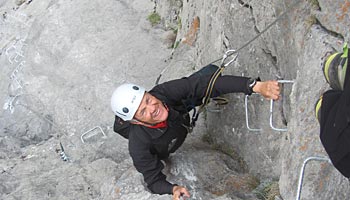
[134,92,168,124]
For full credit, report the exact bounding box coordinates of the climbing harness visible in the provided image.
[155,0,302,129]
[206,96,229,113]
[190,49,238,128]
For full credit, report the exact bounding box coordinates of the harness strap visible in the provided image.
[191,66,225,127]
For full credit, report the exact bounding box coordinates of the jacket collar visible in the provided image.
[139,107,180,139]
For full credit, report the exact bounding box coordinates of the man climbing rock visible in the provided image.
[111,64,280,200]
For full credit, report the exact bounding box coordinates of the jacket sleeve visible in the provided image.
[128,129,175,194]
[151,74,251,107]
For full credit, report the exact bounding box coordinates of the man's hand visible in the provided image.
[253,80,280,100]
[172,185,190,200]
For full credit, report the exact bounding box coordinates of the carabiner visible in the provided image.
[220,49,238,67]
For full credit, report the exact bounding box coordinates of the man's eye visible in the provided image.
[140,110,145,116]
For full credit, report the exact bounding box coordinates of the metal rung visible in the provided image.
[6,44,25,64]
[3,94,21,113]
[81,126,106,143]
[9,61,26,89]
[12,61,25,74]
[270,80,294,132]
[296,156,331,200]
[245,94,262,132]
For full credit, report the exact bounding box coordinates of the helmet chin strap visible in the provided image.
[130,117,157,127]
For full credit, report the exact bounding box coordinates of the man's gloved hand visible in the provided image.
[172,185,190,200]
[253,80,280,100]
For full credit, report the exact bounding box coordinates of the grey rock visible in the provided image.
[1,0,350,200]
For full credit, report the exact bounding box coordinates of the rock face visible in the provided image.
[1,0,350,200]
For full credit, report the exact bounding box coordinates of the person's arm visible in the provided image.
[150,74,248,106]
[128,130,175,194]
[151,74,279,107]
[203,75,280,100]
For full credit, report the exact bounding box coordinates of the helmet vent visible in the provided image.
[133,86,139,90]
[122,107,129,113]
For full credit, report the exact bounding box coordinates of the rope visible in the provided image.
[155,0,254,85]
[191,67,225,127]
[156,0,302,86]
[16,102,76,147]
[206,0,302,66]
[190,0,302,127]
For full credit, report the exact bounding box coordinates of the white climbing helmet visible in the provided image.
[111,83,145,121]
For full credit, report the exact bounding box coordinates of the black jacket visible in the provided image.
[320,49,350,178]
[114,71,253,194]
